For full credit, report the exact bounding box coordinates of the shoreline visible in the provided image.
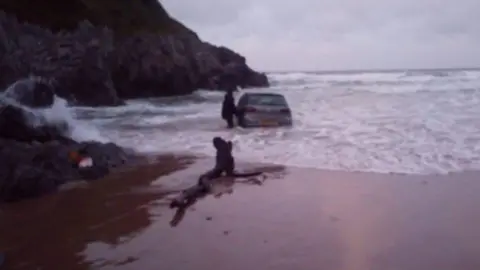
[2,145,478,204]
[1,154,480,269]
[1,138,477,205]
[128,149,480,178]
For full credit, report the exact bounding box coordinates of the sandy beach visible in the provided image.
[1,154,480,270]
[2,1,480,270]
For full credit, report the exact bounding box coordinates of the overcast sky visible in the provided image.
[160,0,480,71]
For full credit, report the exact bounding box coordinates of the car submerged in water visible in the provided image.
[235,92,293,128]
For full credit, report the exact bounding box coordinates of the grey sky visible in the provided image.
[160,0,480,71]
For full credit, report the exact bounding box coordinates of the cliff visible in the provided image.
[0,0,195,36]
[0,0,270,202]
[0,0,269,106]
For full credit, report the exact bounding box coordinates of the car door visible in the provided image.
[236,94,249,113]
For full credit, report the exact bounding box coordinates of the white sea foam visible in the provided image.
[1,76,108,143]
[72,69,480,175]
[40,96,108,142]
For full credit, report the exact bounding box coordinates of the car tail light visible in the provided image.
[280,108,290,113]
[245,107,256,112]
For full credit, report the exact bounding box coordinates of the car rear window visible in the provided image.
[247,94,287,106]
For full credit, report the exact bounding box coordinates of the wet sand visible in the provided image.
[1,155,480,270]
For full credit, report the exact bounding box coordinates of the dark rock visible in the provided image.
[0,3,271,201]
[2,76,55,108]
[0,13,124,107]
[213,63,269,91]
[0,82,134,202]
[0,102,69,143]
[53,40,125,107]
[0,11,269,106]
[77,142,129,169]
[207,45,269,89]
[0,138,131,202]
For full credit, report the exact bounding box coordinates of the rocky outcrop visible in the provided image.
[0,0,270,201]
[0,79,134,202]
[0,11,269,107]
[0,139,130,202]
[2,77,55,108]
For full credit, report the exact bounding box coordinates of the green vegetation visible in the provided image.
[0,0,196,36]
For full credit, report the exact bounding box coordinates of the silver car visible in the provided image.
[236,92,293,128]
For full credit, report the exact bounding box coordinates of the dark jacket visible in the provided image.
[213,137,234,176]
[200,137,234,183]
[221,91,236,119]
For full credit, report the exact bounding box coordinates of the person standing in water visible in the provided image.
[221,89,236,129]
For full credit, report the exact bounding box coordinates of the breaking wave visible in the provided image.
[67,68,480,175]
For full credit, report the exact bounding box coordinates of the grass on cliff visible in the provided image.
[0,0,195,36]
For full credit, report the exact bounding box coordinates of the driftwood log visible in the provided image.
[169,171,263,209]
[169,175,211,209]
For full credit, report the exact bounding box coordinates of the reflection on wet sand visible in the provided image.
[169,172,271,228]
[0,154,196,270]
[2,157,480,270]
